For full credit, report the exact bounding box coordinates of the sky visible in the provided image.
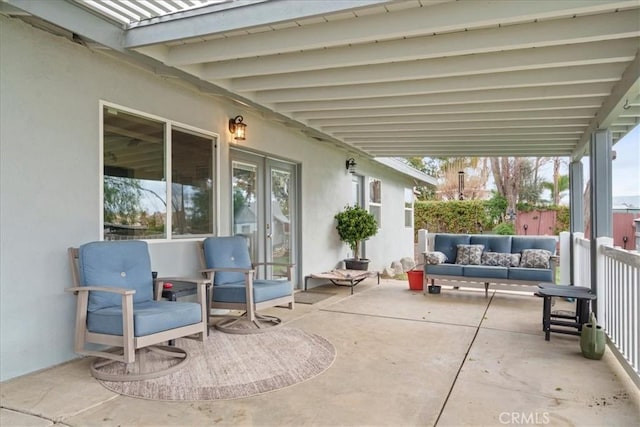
[610,125,640,198]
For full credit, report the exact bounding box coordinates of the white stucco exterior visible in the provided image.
[0,17,424,381]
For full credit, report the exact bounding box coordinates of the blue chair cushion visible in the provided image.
[433,234,470,265]
[212,280,292,304]
[463,265,509,279]
[470,235,512,254]
[425,263,464,276]
[79,241,154,312]
[202,236,253,285]
[511,236,556,254]
[508,267,553,282]
[87,301,202,337]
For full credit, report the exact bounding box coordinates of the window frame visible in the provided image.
[404,187,414,228]
[368,177,382,229]
[99,101,220,241]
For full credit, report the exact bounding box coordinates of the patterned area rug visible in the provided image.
[96,327,336,401]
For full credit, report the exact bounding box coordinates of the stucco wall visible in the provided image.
[0,16,415,381]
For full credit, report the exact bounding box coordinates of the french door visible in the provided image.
[231,149,298,285]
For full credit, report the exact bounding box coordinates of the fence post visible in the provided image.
[559,231,570,285]
[596,236,614,326]
[573,232,585,286]
[418,229,428,253]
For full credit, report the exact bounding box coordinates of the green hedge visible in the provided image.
[414,201,569,238]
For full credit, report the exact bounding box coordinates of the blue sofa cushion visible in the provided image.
[481,252,521,267]
[455,244,484,265]
[78,241,154,312]
[433,234,470,264]
[212,280,292,303]
[511,236,556,254]
[425,263,464,276]
[202,236,253,285]
[470,235,512,254]
[87,301,202,337]
[508,267,553,282]
[463,265,509,279]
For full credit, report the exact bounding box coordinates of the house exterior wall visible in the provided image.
[0,17,416,381]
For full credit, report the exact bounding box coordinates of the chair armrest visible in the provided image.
[252,262,294,280]
[252,262,295,268]
[199,268,254,274]
[65,286,135,295]
[156,277,211,285]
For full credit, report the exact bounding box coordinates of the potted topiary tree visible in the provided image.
[334,205,378,270]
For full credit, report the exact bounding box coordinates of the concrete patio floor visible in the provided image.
[2,278,639,427]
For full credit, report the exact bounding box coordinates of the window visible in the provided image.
[404,188,414,228]
[369,177,381,227]
[102,105,216,240]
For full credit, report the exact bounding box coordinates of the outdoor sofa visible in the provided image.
[423,233,557,296]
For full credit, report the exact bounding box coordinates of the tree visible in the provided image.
[103,176,143,225]
[490,157,523,217]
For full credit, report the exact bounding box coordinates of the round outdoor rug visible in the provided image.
[96,327,336,401]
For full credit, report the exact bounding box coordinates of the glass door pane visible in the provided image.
[267,160,296,279]
[232,160,260,262]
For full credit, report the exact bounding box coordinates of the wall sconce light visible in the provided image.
[523,223,528,235]
[345,158,357,174]
[228,115,246,141]
[458,171,465,200]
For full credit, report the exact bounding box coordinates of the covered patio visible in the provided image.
[1,1,639,425]
[3,279,640,426]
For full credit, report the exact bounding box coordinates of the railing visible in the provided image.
[573,232,640,382]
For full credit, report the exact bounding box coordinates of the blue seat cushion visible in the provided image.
[508,267,553,282]
[470,235,512,253]
[511,236,556,254]
[79,241,154,312]
[463,265,509,279]
[87,301,202,337]
[433,234,470,265]
[425,263,464,276]
[202,236,253,285]
[212,280,292,304]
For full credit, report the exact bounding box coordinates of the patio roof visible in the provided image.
[3,0,639,160]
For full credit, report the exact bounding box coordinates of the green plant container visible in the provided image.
[580,312,605,360]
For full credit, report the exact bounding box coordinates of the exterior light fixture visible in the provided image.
[345,158,357,174]
[228,115,246,141]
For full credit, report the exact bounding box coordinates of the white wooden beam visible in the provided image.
[252,63,625,103]
[124,0,392,47]
[333,127,587,137]
[325,119,589,133]
[201,10,640,79]
[232,39,638,92]
[307,109,597,127]
[293,98,605,120]
[165,0,637,65]
[275,83,614,112]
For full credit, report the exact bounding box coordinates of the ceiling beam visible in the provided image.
[124,0,392,47]
[201,10,640,79]
[164,0,636,65]
[231,39,637,91]
[252,63,625,103]
[294,98,605,120]
[275,83,614,112]
[307,109,597,127]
